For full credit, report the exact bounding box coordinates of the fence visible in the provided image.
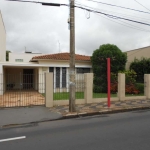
[53,74,85,100]
[45,73,150,107]
[125,74,144,97]
[0,73,45,108]
[93,73,118,98]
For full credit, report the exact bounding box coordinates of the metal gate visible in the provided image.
[0,73,45,108]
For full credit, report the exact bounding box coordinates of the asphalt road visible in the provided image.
[1,109,150,150]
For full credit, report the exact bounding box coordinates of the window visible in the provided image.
[56,67,60,88]
[76,68,90,74]
[49,67,54,72]
[15,59,23,62]
[62,67,66,88]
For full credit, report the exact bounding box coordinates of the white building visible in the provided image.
[0,10,92,95]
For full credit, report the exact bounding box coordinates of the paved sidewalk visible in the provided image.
[1,99,150,128]
[50,99,150,117]
[0,106,62,127]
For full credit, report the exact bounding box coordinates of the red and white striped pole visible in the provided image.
[107,58,111,107]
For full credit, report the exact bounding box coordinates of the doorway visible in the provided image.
[23,69,34,89]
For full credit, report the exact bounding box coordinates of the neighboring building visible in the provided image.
[126,46,150,69]
[0,10,6,62]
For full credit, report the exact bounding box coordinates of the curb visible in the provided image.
[62,106,150,119]
[1,106,150,129]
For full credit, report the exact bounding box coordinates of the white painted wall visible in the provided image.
[0,11,6,62]
[9,53,43,63]
[38,60,92,68]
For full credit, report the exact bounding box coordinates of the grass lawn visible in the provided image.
[53,92,145,100]
[53,92,84,100]
[125,93,144,97]
[53,92,117,100]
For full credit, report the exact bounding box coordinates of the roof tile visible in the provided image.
[32,52,91,61]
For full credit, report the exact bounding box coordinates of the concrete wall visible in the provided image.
[45,73,149,108]
[9,53,43,63]
[0,11,6,62]
[126,46,150,69]
[38,60,92,68]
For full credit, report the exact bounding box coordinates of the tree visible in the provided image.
[6,51,11,61]
[91,44,127,93]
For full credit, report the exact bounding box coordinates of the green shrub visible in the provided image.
[91,44,127,93]
[135,83,144,93]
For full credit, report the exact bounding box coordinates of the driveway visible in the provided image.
[0,91,45,107]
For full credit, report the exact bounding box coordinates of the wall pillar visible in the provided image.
[145,74,150,99]
[45,73,53,107]
[118,73,125,101]
[84,73,93,104]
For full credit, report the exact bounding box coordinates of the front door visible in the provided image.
[23,69,33,89]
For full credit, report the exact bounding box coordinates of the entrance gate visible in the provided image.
[0,73,45,108]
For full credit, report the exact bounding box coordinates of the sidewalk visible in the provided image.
[0,99,150,128]
[0,106,62,127]
[50,99,150,117]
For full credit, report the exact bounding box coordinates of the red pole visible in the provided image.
[107,58,111,107]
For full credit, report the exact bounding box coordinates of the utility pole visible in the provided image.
[69,0,76,112]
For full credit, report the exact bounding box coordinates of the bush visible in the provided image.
[130,57,150,83]
[91,44,127,93]
[135,83,144,93]
[110,70,141,94]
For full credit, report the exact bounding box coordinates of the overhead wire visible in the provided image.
[75,1,150,23]
[95,13,150,32]
[81,0,150,14]
[74,4,150,27]
[134,0,150,12]
[75,1,150,32]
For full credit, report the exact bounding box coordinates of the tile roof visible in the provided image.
[32,52,91,61]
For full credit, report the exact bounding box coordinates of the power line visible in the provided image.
[6,0,69,6]
[75,5,150,27]
[95,13,150,32]
[82,0,150,15]
[134,0,150,12]
[75,1,150,23]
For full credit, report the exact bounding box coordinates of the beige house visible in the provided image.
[126,46,150,69]
[0,10,92,96]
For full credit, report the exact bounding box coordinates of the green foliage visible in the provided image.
[91,44,127,93]
[119,70,137,84]
[135,83,144,93]
[130,57,150,83]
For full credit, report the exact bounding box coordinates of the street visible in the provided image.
[1,110,150,150]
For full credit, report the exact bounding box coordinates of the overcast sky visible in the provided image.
[1,0,150,55]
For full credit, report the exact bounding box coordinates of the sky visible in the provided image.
[1,0,150,55]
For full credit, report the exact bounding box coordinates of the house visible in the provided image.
[126,46,150,69]
[0,10,92,96]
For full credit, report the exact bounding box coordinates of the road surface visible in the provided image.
[1,109,150,150]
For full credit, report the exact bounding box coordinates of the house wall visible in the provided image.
[4,68,41,90]
[5,68,24,90]
[9,53,43,63]
[0,11,6,62]
[126,46,150,69]
[38,60,92,68]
